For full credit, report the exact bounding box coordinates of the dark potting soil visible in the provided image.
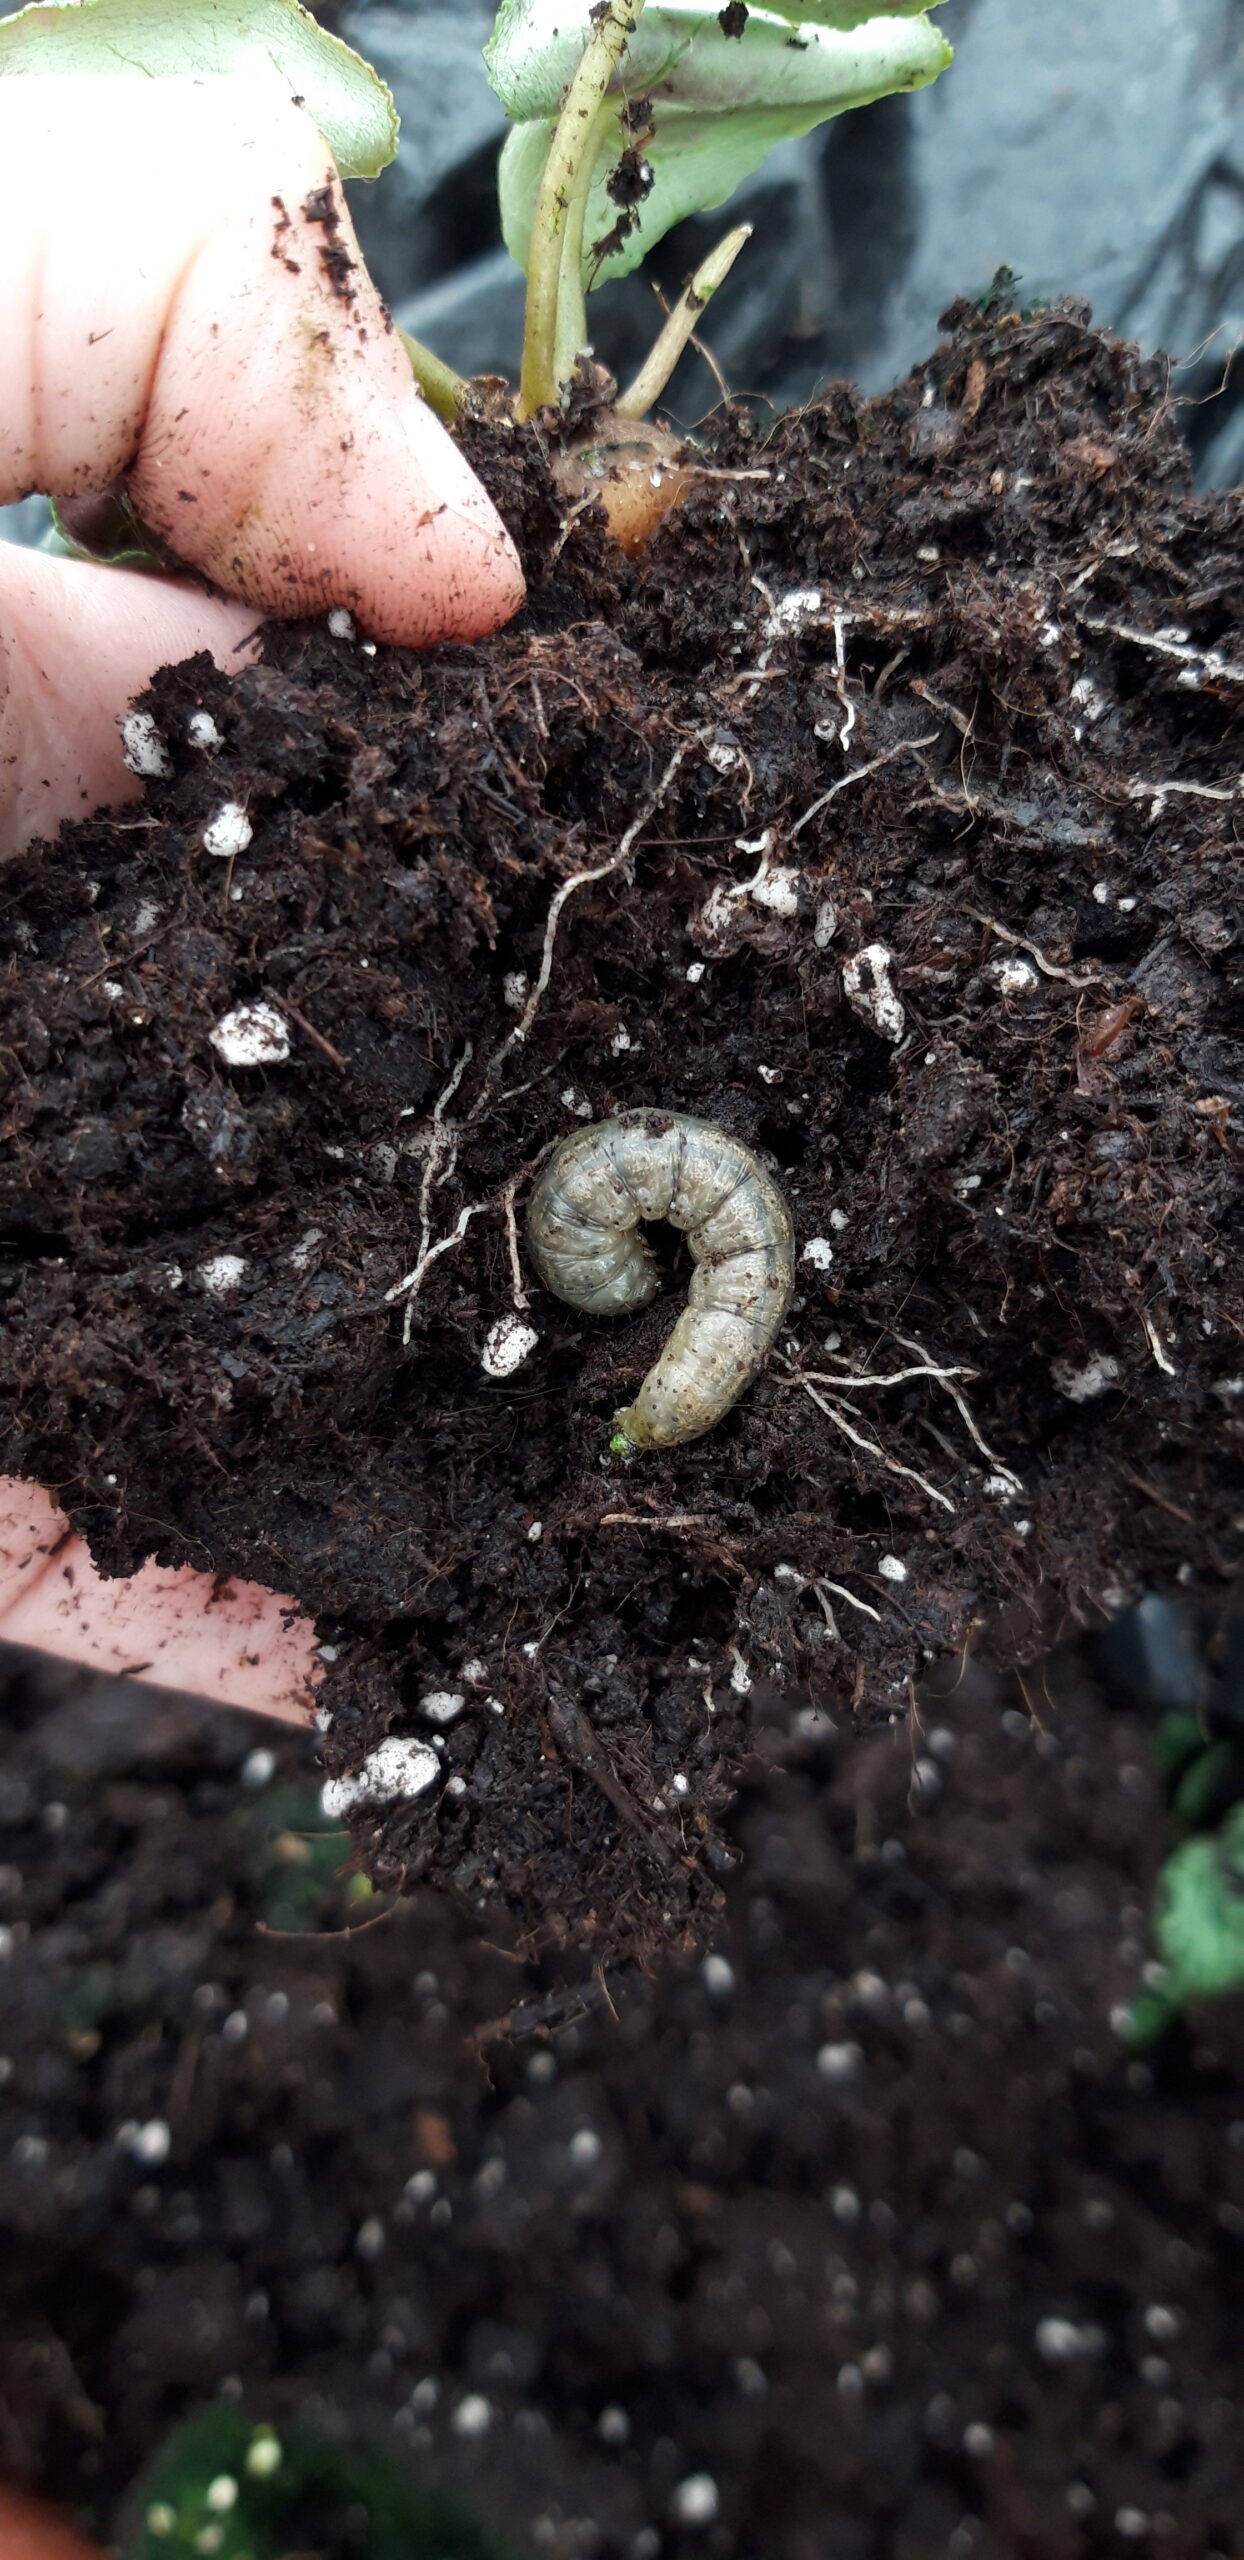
[1,1635,1243,2558]
[2,297,1242,1960]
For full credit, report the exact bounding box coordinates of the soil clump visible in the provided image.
[2,296,1241,1958]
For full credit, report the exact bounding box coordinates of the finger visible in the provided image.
[0,544,259,854]
[0,74,523,643]
[0,2485,101,2560]
[0,1480,320,1726]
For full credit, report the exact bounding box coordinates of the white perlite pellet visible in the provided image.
[202,802,253,858]
[991,955,1038,996]
[209,1001,290,1068]
[671,2474,720,2528]
[120,712,172,778]
[118,2118,171,2164]
[451,2394,492,2438]
[320,1738,440,1817]
[481,1316,539,1378]
[1051,1353,1121,1402]
[197,1253,247,1296]
[843,943,905,1041]
[420,1691,466,1727]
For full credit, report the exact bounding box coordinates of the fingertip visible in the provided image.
[386,390,527,644]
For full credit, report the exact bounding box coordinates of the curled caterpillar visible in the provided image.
[525,1109,795,1450]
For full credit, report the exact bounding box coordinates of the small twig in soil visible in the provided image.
[548,490,602,568]
[601,1495,711,1515]
[275,993,349,1073]
[910,676,974,737]
[964,909,1106,990]
[1058,539,1142,600]
[545,1687,674,1872]
[468,1979,609,2057]
[790,734,940,841]
[1117,1465,1194,1527]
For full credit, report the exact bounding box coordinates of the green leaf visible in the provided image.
[1153,1804,1244,2008]
[0,0,397,179]
[489,0,951,286]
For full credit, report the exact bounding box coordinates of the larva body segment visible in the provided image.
[525,1111,795,1449]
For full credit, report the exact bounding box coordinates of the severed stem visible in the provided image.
[517,0,645,419]
[398,326,471,422]
[616,223,752,419]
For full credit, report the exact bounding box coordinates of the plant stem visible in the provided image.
[550,92,612,393]
[398,326,471,422]
[615,223,752,419]
[517,0,645,420]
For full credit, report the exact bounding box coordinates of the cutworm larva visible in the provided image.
[525,1110,795,1450]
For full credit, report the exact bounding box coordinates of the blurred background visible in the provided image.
[3,0,1243,557]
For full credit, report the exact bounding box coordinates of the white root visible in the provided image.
[790,734,939,842]
[383,748,696,1339]
[784,1367,956,1514]
[779,1320,1023,1515]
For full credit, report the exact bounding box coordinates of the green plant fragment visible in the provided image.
[124,2405,517,2560]
[1149,1709,1205,1787]
[488,0,950,287]
[43,488,179,574]
[1171,1736,1244,1834]
[0,0,397,180]
[1153,1803,1244,2007]
[236,1778,354,1933]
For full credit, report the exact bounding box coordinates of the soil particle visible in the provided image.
[1,299,1242,1958]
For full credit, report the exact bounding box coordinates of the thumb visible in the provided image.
[0,74,523,642]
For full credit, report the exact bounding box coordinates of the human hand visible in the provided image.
[0,70,526,1721]
[0,2482,101,2560]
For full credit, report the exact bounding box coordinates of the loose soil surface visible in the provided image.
[1,1635,1242,2558]
[2,296,1242,1957]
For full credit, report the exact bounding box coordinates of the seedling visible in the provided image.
[0,0,952,549]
